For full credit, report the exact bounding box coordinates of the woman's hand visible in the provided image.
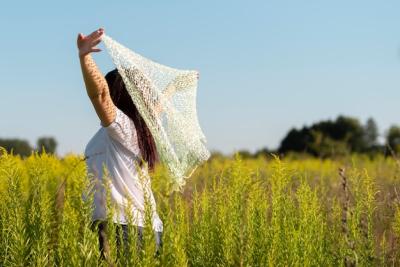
[77,28,104,58]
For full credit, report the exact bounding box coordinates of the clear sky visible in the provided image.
[1,1,399,156]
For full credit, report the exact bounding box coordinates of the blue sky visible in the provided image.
[1,1,399,156]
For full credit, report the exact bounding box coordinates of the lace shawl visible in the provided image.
[101,34,210,191]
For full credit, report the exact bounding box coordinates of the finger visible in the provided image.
[92,39,102,47]
[89,28,103,37]
[77,33,85,42]
[88,32,104,44]
[91,48,102,53]
[87,28,104,40]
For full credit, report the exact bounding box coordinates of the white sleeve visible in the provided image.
[104,107,138,151]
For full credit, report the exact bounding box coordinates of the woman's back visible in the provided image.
[84,107,163,232]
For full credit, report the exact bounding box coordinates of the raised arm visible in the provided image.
[77,28,116,127]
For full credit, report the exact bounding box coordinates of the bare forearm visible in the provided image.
[77,28,116,126]
[79,54,109,100]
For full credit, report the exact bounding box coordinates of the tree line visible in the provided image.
[237,116,400,158]
[0,137,57,157]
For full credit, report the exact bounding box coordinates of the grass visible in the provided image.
[1,147,400,266]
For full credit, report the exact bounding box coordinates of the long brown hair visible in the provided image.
[105,68,159,171]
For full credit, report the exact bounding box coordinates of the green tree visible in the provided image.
[363,118,379,150]
[326,116,366,152]
[36,137,58,154]
[308,130,349,158]
[279,127,313,155]
[279,115,368,156]
[386,125,400,153]
[0,138,33,157]
[236,150,252,159]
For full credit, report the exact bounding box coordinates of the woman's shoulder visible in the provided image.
[103,107,139,153]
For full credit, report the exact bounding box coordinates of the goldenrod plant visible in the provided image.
[1,147,400,266]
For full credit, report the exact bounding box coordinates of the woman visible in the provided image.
[77,28,163,260]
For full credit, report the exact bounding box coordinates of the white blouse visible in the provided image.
[84,107,163,232]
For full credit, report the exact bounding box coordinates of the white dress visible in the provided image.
[84,107,163,232]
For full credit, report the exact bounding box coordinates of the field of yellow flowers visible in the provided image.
[1,147,400,266]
